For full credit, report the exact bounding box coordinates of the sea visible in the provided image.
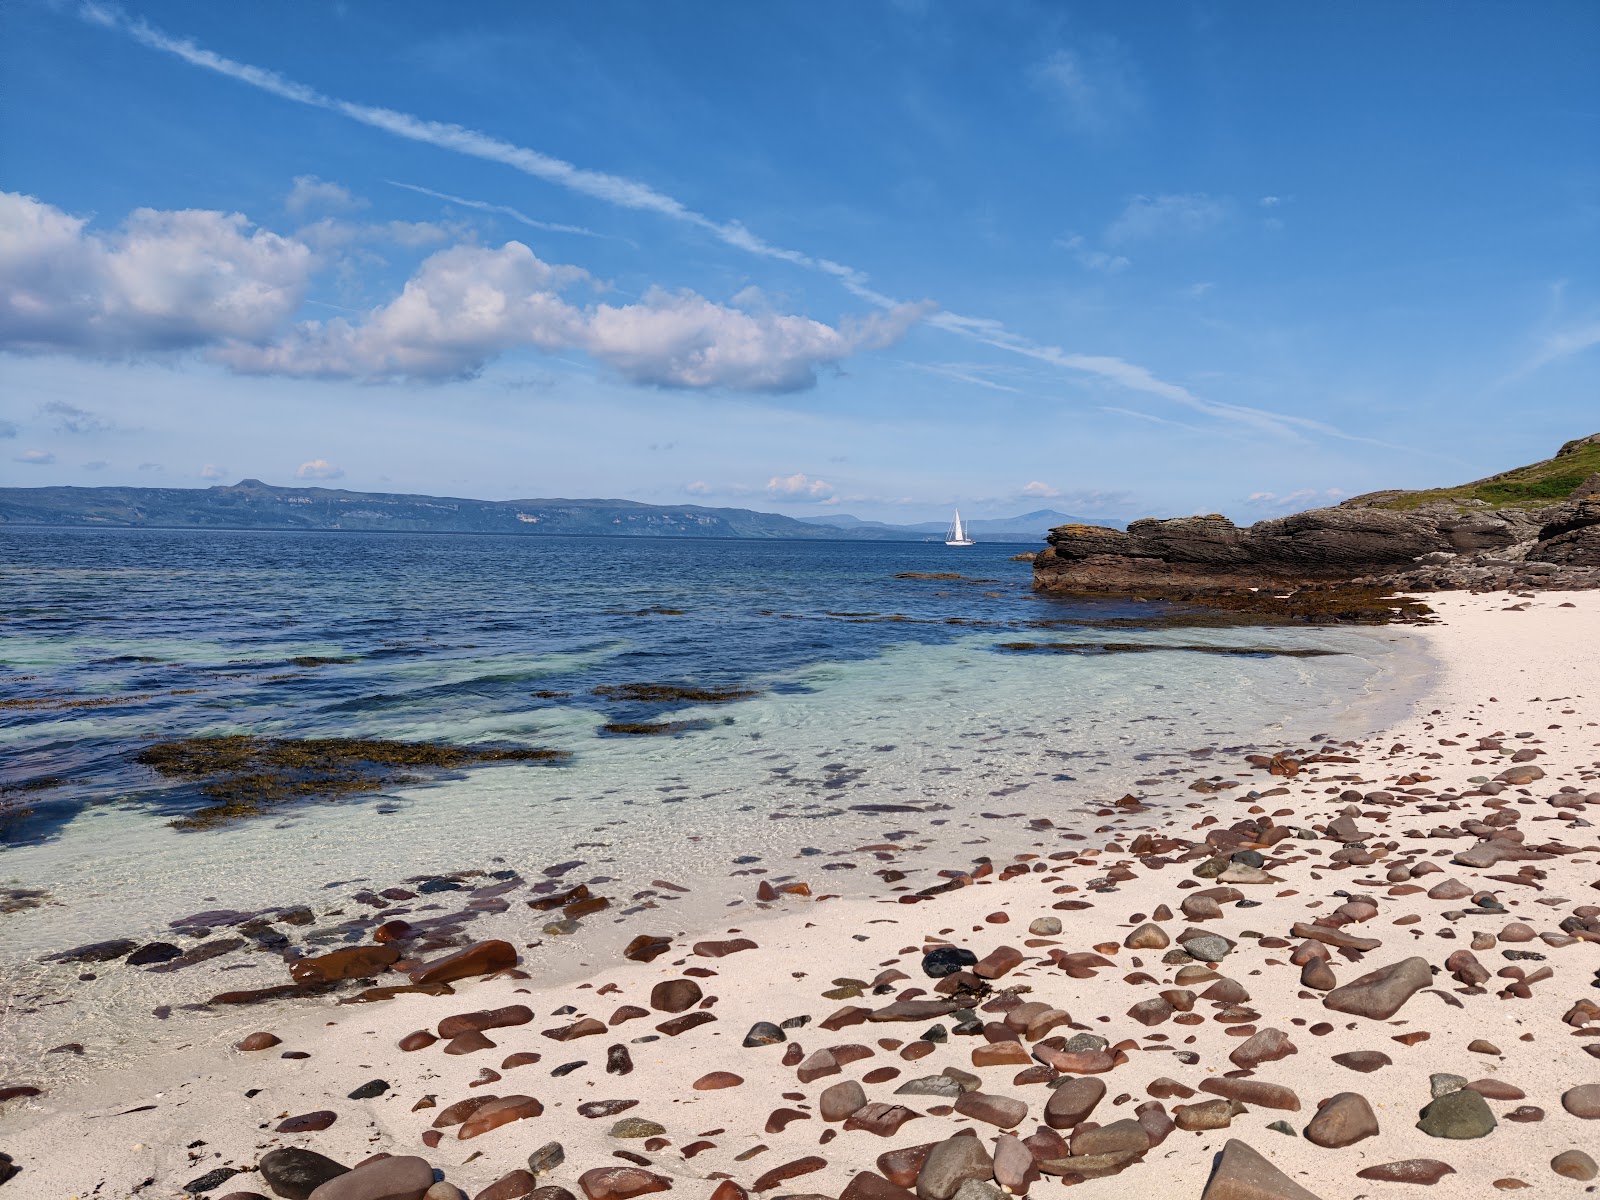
[0,526,1430,1074]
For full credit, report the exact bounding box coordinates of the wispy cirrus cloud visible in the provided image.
[388,181,617,242]
[1105,193,1227,246]
[1032,38,1143,137]
[74,3,1394,448]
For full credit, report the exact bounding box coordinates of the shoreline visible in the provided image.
[3,591,1598,1198]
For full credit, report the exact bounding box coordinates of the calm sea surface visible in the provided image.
[0,526,1430,1073]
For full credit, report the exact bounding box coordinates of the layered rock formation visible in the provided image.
[1034,436,1600,601]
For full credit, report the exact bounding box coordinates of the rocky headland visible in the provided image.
[1034,434,1600,606]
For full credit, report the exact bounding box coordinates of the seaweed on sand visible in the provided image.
[996,641,1342,658]
[592,683,758,703]
[134,735,569,830]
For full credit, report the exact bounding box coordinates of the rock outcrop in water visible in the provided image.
[1034,434,1600,602]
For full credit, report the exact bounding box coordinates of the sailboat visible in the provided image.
[944,508,975,546]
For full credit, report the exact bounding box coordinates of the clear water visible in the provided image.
[0,527,1426,1076]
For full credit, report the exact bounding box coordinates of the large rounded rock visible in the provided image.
[408,940,517,986]
[307,1156,432,1200]
[1044,1077,1105,1129]
[1417,1089,1496,1139]
[1562,1084,1600,1119]
[1304,1092,1378,1148]
[648,979,702,1014]
[1553,1150,1598,1181]
[577,1169,671,1200]
[260,1148,349,1200]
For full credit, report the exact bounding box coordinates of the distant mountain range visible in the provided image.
[0,480,1116,542]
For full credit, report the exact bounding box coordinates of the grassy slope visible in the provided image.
[1353,434,1600,511]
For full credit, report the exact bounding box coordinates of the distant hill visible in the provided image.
[0,479,1077,542]
[807,509,1122,540]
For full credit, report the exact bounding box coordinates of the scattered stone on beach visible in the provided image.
[1331,1050,1391,1073]
[1321,956,1432,1019]
[1552,1150,1599,1181]
[289,944,400,984]
[236,1031,281,1051]
[743,1022,786,1047]
[277,1110,337,1133]
[917,1132,993,1200]
[438,1005,534,1038]
[1199,1138,1325,1200]
[1304,1092,1379,1147]
[1417,1088,1497,1139]
[610,1117,667,1138]
[407,940,517,985]
[751,1157,828,1193]
[259,1147,350,1200]
[578,1169,672,1200]
[1355,1160,1457,1185]
[459,1095,544,1139]
[1562,1085,1600,1118]
[649,979,702,1013]
[693,1071,743,1090]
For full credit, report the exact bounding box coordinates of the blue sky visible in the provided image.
[1,1,1596,522]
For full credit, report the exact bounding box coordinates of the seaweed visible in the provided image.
[0,692,156,712]
[592,683,758,703]
[894,572,963,580]
[134,735,569,830]
[599,720,713,736]
[996,641,1342,658]
[288,656,357,667]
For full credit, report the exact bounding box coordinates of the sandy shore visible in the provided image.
[2,590,1597,1199]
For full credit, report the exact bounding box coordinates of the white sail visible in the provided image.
[945,507,974,546]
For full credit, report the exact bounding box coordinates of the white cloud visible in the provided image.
[83,459,109,470]
[295,458,344,480]
[1021,481,1061,498]
[1524,319,1600,374]
[388,181,610,241]
[685,480,711,495]
[199,463,226,480]
[766,472,834,499]
[1033,39,1142,136]
[13,448,54,464]
[0,191,313,356]
[1259,195,1281,208]
[1105,193,1227,246]
[220,241,928,388]
[286,175,367,216]
[137,461,163,471]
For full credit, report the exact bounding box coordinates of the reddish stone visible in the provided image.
[439,1005,534,1038]
[692,938,758,958]
[577,1168,672,1200]
[458,1095,543,1139]
[408,940,517,986]
[289,944,400,984]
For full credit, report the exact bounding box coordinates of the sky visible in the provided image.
[1,1,1596,523]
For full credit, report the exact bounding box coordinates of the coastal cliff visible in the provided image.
[1034,433,1600,600]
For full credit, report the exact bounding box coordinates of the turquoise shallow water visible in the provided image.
[0,526,1428,1075]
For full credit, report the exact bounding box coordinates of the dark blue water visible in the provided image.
[1,526,1143,840]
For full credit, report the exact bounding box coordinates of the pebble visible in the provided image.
[1552,1150,1599,1181]
[1417,1088,1497,1139]
[259,1148,350,1200]
[1304,1091,1379,1147]
[1355,1160,1457,1185]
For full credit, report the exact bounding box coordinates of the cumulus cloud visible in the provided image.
[1021,481,1061,498]
[1106,193,1227,246]
[0,191,313,356]
[14,448,54,464]
[199,463,226,480]
[766,472,834,499]
[220,240,927,389]
[1033,39,1142,136]
[286,175,367,216]
[1,191,919,391]
[295,458,344,479]
[685,480,712,495]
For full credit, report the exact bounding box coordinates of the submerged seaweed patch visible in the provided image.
[592,682,758,703]
[134,735,569,830]
[996,641,1343,658]
[599,719,715,737]
[288,656,358,667]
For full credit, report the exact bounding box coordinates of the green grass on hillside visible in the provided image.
[1366,436,1600,511]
